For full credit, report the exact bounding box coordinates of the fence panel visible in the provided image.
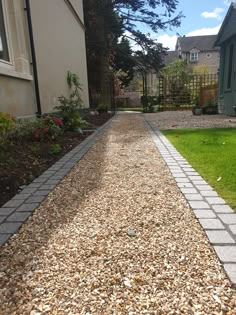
[156,74,218,111]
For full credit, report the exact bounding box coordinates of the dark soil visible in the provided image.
[0,113,113,207]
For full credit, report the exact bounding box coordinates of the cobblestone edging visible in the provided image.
[0,117,115,247]
[144,117,236,287]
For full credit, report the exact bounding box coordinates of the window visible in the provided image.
[227,44,234,89]
[206,53,211,59]
[0,0,9,62]
[190,52,198,62]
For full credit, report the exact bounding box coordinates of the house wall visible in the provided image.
[0,0,36,117]
[218,37,236,116]
[182,51,219,74]
[30,0,89,113]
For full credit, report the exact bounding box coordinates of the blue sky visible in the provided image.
[152,0,233,50]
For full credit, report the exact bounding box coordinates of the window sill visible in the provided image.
[0,66,33,81]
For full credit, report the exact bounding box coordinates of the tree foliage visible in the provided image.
[83,0,183,105]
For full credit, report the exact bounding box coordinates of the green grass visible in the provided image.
[163,128,236,210]
[117,107,143,112]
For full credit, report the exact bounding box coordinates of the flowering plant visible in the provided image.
[34,116,63,141]
[0,112,16,137]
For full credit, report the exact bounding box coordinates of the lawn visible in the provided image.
[163,128,236,210]
[117,107,143,112]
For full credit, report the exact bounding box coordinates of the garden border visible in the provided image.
[0,115,115,247]
[144,115,236,287]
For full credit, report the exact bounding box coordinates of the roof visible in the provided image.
[163,51,179,65]
[177,35,219,52]
[215,2,236,46]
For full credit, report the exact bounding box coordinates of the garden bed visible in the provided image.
[0,113,113,207]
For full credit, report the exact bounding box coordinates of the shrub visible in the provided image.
[55,71,88,131]
[33,116,63,141]
[0,112,16,136]
[96,103,109,114]
[48,144,62,155]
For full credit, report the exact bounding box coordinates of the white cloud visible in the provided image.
[201,8,224,20]
[156,34,178,50]
[186,24,222,36]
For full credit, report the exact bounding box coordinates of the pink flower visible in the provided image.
[44,127,49,133]
[53,118,62,126]
[34,129,41,139]
[44,116,51,122]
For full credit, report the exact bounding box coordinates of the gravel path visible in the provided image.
[145,111,236,129]
[1,113,236,314]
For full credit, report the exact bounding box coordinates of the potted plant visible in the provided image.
[192,97,202,115]
[202,99,218,115]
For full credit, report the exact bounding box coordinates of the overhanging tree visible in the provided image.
[83,0,183,107]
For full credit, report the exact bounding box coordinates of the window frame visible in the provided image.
[0,0,13,68]
[190,52,198,62]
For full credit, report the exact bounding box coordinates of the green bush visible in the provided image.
[48,144,62,155]
[96,103,109,114]
[33,116,63,141]
[61,111,88,132]
[55,71,88,131]
[0,112,16,137]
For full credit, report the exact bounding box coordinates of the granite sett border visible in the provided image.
[144,115,236,288]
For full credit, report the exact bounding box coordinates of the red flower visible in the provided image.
[34,129,41,139]
[44,127,49,133]
[6,113,16,121]
[53,118,62,126]
[44,116,51,122]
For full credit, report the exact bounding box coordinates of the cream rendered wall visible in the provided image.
[68,0,84,22]
[0,0,36,117]
[30,0,89,113]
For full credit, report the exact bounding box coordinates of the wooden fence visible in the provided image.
[156,74,218,110]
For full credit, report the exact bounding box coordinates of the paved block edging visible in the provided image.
[0,116,115,247]
[144,116,236,288]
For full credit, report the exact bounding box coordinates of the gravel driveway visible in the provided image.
[145,111,236,129]
[0,113,236,314]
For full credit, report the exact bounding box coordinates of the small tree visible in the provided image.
[55,72,87,131]
[162,60,192,105]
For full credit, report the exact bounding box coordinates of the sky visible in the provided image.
[151,0,233,50]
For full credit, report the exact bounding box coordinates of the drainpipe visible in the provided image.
[25,0,42,116]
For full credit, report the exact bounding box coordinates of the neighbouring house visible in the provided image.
[215,2,236,116]
[176,35,220,74]
[0,0,89,118]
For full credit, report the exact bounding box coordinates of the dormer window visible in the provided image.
[189,48,200,62]
[190,52,198,62]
